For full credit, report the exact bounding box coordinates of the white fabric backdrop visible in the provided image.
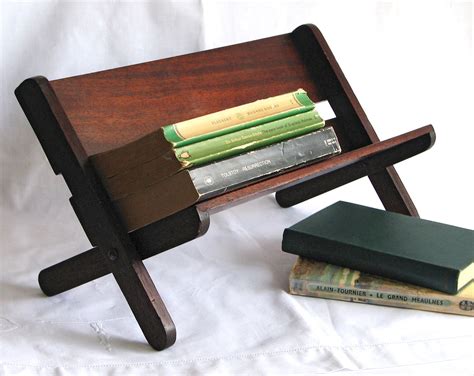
[1,1,473,374]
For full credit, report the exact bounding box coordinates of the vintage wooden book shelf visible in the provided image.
[15,24,435,350]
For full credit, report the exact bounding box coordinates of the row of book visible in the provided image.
[285,201,473,316]
[91,89,341,231]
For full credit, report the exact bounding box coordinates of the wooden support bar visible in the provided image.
[276,125,434,207]
[38,247,107,296]
[198,125,435,214]
[38,206,209,295]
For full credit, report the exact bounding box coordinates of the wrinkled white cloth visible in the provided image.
[1,1,473,375]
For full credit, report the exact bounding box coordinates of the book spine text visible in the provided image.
[289,279,474,317]
[190,127,340,200]
[163,89,315,147]
[175,109,324,167]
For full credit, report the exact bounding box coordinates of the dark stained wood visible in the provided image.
[283,25,419,216]
[38,246,108,296]
[38,206,209,296]
[50,35,320,156]
[276,126,434,208]
[15,24,433,350]
[130,206,210,259]
[111,258,176,350]
[15,77,177,350]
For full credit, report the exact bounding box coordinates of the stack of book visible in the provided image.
[91,89,341,230]
[283,201,474,316]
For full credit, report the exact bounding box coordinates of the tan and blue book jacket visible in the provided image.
[290,257,474,316]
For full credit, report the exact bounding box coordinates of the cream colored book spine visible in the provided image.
[162,89,315,147]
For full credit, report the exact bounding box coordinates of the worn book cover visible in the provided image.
[112,127,340,231]
[97,109,326,200]
[289,257,474,316]
[175,109,324,167]
[191,126,340,199]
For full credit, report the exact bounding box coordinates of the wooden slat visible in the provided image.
[198,125,434,213]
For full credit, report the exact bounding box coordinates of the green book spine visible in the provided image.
[289,258,474,317]
[175,110,324,167]
[162,89,315,147]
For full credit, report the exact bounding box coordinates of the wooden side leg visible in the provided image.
[18,76,176,350]
[38,206,209,296]
[39,246,176,350]
[111,257,176,350]
[287,25,425,217]
[368,166,419,216]
[38,246,109,296]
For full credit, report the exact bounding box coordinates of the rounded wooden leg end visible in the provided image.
[275,191,294,208]
[146,322,177,351]
[38,269,57,297]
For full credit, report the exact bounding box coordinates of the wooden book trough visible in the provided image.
[15,25,435,350]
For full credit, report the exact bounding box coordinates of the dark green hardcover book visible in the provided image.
[282,201,474,294]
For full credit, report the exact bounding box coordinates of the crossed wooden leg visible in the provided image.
[39,246,176,350]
